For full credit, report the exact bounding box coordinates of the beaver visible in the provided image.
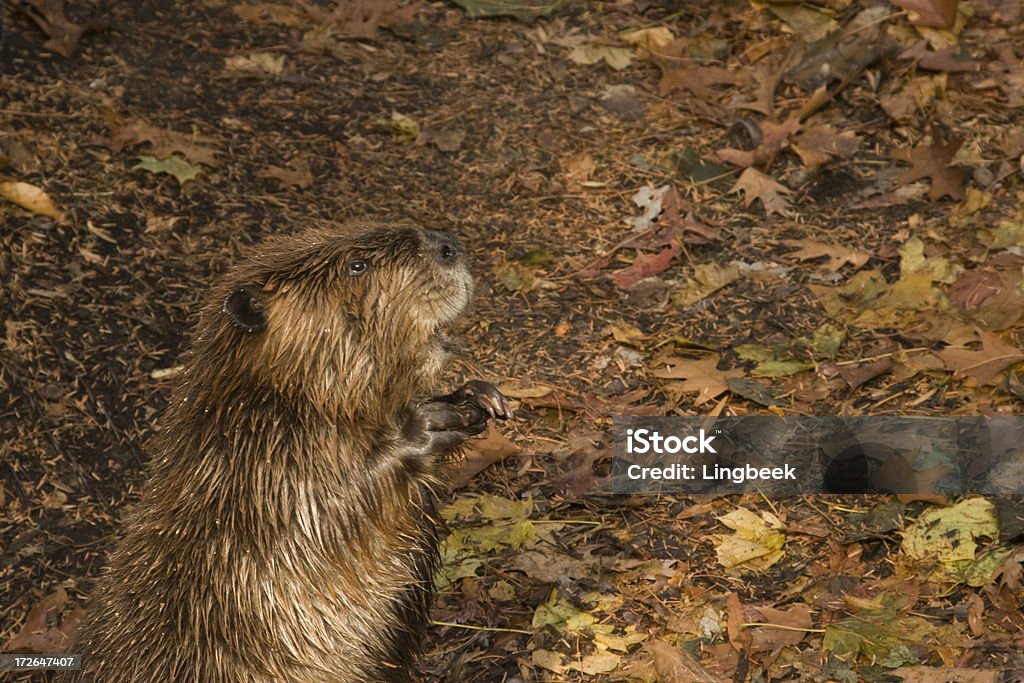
[61,222,512,683]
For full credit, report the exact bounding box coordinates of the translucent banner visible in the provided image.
[611,416,1024,495]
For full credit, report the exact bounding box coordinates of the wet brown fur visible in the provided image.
[62,222,475,682]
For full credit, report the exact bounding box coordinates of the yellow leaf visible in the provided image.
[0,179,64,221]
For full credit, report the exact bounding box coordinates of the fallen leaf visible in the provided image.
[257,161,313,189]
[747,604,812,652]
[621,26,675,53]
[419,127,465,152]
[671,263,741,306]
[784,239,870,272]
[900,40,980,72]
[103,111,219,166]
[296,0,418,39]
[715,508,786,569]
[562,151,596,189]
[385,111,420,142]
[559,38,633,70]
[233,3,307,26]
[652,40,741,101]
[0,177,64,221]
[627,184,670,231]
[647,639,718,682]
[791,125,861,168]
[718,118,801,168]
[611,243,682,289]
[224,52,285,76]
[652,356,743,406]
[902,498,998,580]
[449,425,520,490]
[731,168,791,215]
[890,0,959,28]
[451,0,563,20]
[16,0,93,58]
[892,133,966,201]
[936,330,1024,385]
[3,588,82,652]
[133,155,203,186]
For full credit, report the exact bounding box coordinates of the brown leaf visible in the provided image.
[791,125,861,168]
[652,356,743,406]
[900,40,980,72]
[652,40,741,102]
[725,592,753,652]
[892,134,966,201]
[890,0,959,28]
[784,239,870,272]
[936,330,1024,384]
[611,243,682,289]
[103,111,219,167]
[748,604,812,652]
[257,161,313,189]
[16,0,93,58]
[4,588,82,653]
[448,425,520,490]
[646,639,718,683]
[718,118,801,168]
[731,167,791,215]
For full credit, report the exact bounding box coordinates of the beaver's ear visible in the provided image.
[223,286,267,333]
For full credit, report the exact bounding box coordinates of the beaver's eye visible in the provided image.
[348,259,370,276]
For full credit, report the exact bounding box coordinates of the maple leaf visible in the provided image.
[651,356,743,406]
[731,168,791,215]
[936,330,1024,385]
[892,134,966,201]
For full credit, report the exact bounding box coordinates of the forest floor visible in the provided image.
[2,0,1024,681]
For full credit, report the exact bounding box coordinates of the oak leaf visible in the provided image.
[731,168,791,215]
[892,134,966,201]
[785,239,870,271]
[651,356,743,405]
[936,330,1024,385]
[718,118,801,168]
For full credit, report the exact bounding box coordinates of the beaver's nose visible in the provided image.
[426,230,462,265]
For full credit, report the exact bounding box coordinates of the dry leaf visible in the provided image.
[892,134,966,201]
[791,125,861,168]
[646,640,718,682]
[731,168,791,215]
[652,356,743,405]
[0,177,64,221]
[611,243,682,289]
[784,239,870,272]
[890,0,959,28]
[936,330,1024,384]
[717,118,800,168]
[257,161,313,189]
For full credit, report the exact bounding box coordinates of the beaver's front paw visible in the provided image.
[402,400,487,457]
[445,380,515,422]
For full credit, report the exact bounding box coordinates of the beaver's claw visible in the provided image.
[447,380,514,421]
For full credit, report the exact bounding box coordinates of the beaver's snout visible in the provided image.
[426,230,462,266]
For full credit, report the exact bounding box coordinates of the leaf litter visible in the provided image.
[4,0,1024,681]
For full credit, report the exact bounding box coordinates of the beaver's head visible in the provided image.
[190,223,473,423]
